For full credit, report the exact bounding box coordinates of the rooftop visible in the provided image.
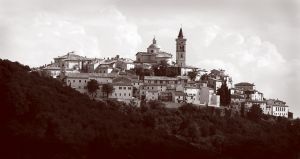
[144,76,178,81]
[66,73,118,78]
[55,52,90,61]
[235,82,255,86]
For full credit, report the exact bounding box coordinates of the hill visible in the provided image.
[0,59,300,159]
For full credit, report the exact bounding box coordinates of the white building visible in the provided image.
[66,73,89,94]
[140,83,167,100]
[184,86,200,104]
[43,51,91,78]
[109,77,133,103]
[267,99,289,118]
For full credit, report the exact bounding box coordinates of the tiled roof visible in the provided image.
[66,73,118,78]
[143,83,167,86]
[156,52,172,58]
[144,76,178,81]
[66,73,90,78]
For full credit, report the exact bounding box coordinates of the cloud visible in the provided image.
[0,6,141,66]
[185,24,300,116]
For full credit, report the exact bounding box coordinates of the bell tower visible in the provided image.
[176,27,186,67]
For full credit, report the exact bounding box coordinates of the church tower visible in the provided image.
[176,27,187,67]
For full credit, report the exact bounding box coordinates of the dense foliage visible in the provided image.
[217,82,231,106]
[102,83,114,98]
[1,59,300,159]
[87,79,99,98]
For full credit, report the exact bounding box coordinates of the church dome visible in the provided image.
[148,37,160,49]
[148,43,160,49]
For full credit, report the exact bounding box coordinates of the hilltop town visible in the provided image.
[39,28,293,119]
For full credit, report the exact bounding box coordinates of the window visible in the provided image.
[124,93,126,96]
[120,93,121,96]
[181,54,183,58]
[129,93,131,96]
[128,87,131,90]
[79,80,81,83]
[152,87,154,90]
[119,87,122,90]
[85,80,86,83]
[115,93,117,96]
[78,86,81,89]
[123,87,126,90]
[73,80,75,82]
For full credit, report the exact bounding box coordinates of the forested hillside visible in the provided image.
[0,59,300,159]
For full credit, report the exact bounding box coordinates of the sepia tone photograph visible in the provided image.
[0,0,300,158]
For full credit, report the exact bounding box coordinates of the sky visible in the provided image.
[0,0,299,117]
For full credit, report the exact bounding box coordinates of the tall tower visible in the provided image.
[176,28,187,67]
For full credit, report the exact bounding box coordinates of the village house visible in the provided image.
[267,99,289,118]
[109,77,134,103]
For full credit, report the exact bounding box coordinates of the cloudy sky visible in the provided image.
[1,0,299,116]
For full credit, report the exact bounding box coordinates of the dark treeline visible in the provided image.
[0,59,300,159]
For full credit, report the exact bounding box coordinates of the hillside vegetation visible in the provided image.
[0,59,300,159]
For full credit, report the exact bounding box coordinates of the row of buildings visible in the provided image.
[41,27,292,118]
[231,82,291,118]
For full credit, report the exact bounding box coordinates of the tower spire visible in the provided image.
[178,27,183,38]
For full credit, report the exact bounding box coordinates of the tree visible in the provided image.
[247,104,263,121]
[102,83,114,99]
[87,79,99,99]
[216,81,231,106]
[187,69,198,81]
[135,67,144,79]
[152,60,169,76]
